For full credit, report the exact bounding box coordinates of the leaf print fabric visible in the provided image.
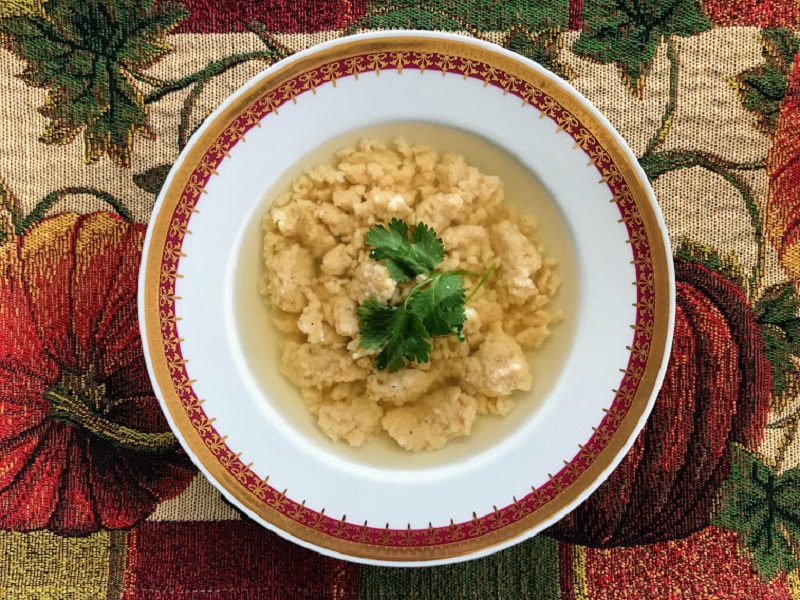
[0,0,798,596]
[0,0,187,166]
[572,0,711,95]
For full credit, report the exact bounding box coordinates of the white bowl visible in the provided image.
[138,30,675,566]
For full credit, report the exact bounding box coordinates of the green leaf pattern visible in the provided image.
[0,0,187,166]
[573,0,711,95]
[0,1,799,584]
[731,28,800,136]
[754,283,800,402]
[714,445,800,582]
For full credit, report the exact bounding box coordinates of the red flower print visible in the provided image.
[767,46,800,284]
[549,257,771,547]
[704,0,797,28]
[0,212,195,535]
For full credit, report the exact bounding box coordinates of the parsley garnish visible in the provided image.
[365,219,444,282]
[357,218,495,372]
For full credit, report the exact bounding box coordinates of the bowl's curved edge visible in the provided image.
[138,29,676,567]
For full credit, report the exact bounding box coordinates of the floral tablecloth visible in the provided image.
[1,0,799,598]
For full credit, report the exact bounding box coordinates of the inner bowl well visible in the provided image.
[231,121,579,470]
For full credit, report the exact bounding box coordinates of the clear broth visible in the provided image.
[233,122,578,470]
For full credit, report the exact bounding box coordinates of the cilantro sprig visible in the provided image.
[357,218,495,372]
[365,219,444,282]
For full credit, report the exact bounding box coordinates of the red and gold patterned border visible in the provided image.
[142,35,671,561]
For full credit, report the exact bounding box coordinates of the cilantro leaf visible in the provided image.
[408,273,466,340]
[357,299,397,349]
[365,218,444,282]
[357,299,431,372]
[358,220,495,372]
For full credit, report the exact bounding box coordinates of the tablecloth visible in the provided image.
[0,0,799,598]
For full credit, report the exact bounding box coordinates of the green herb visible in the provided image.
[357,299,432,372]
[357,218,494,372]
[408,272,466,340]
[365,219,444,282]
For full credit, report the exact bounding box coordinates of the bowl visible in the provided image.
[138,30,675,566]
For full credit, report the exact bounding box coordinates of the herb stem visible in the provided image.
[466,262,497,303]
[403,275,435,310]
[401,264,496,310]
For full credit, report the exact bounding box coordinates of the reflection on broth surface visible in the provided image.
[234,122,577,469]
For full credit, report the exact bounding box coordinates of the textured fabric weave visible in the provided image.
[0,0,799,597]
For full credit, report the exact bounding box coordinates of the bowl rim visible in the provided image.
[138,29,676,566]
